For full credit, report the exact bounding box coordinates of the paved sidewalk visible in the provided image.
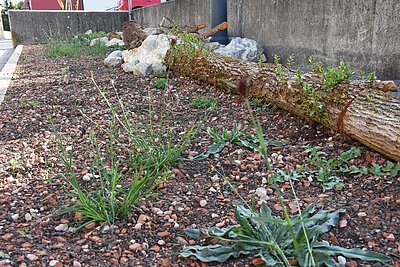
[0,44,23,104]
[0,39,14,71]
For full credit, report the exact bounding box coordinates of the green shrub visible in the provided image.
[154,71,168,79]
[322,61,354,89]
[151,78,169,89]
[303,84,324,120]
[190,96,216,109]
[368,72,376,82]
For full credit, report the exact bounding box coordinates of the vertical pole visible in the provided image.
[210,0,229,45]
[128,0,133,20]
[0,15,4,40]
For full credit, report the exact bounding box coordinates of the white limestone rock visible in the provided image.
[152,62,167,73]
[143,27,163,36]
[132,62,153,76]
[121,34,169,75]
[214,37,266,62]
[107,50,123,58]
[122,60,140,72]
[90,37,108,46]
[104,57,123,68]
[122,49,139,63]
[106,38,125,47]
[104,50,123,68]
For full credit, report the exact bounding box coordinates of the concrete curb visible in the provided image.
[0,45,23,104]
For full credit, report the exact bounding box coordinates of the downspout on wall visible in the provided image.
[210,0,229,45]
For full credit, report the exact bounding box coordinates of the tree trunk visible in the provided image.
[165,49,400,162]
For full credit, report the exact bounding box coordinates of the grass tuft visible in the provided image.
[47,31,120,58]
[190,96,216,109]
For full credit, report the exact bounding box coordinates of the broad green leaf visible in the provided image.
[209,227,232,237]
[207,127,221,142]
[193,152,209,160]
[249,216,287,226]
[235,205,258,237]
[193,141,225,160]
[265,139,286,147]
[207,141,226,154]
[185,229,202,239]
[258,247,278,266]
[182,202,390,266]
[313,243,391,263]
[304,208,345,239]
[349,165,368,174]
[180,244,257,263]
[222,129,230,141]
[260,202,272,218]
[237,139,259,151]
[382,161,394,171]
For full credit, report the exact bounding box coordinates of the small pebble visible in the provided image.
[82,173,92,181]
[27,254,38,261]
[339,220,347,228]
[55,224,69,232]
[199,200,207,207]
[209,187,217,192]
[176,237,189,245]
[25,213,33,221]
[49,260,59,266]
[338,256,346,266]
[256,187,267,198]
[0,260,11,265]
[129,243,142,252]
[215,221,225,228]
[210,175,220,182]
[134,223,142,230]
[157,231,170,238]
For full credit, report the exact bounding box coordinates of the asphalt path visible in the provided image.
[0,39,13,71]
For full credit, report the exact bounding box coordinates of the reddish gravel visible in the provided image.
[0,45,398,267]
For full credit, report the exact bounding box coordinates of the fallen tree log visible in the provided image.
[160,16,206,34]
[199,22,228,39]
[165,47,400,162]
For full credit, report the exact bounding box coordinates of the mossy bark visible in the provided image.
[165,49,400,162]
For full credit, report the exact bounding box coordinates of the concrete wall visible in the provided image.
[9,0,400,79]
[132,0,210,32]
[228,0,400,79]
[9,11,129,45]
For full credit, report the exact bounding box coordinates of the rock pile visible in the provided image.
[85,29,125,47]
[104,50,123,68]
[103,29,266,76]
[120,34,169,75]
[213,37,266,62]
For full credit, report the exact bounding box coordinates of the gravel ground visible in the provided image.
[0,45,399,267]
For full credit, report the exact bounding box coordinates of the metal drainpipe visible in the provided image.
[128,0,133,20]
[210,0,229,45]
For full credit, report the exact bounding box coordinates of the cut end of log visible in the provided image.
[218,22,228,31]
[372,80,398,93]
